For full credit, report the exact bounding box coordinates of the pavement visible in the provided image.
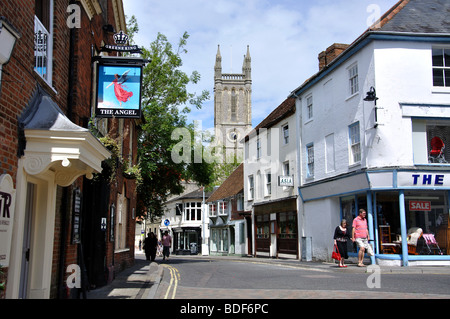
[86,251,450,299]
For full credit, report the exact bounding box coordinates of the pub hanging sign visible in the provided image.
[95,56,147,119]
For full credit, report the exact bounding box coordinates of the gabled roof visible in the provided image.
[245,97,296,141]
[207,164,243,203]
[376,0,450,34]
[290,0,450,98]
[164,187,213,204]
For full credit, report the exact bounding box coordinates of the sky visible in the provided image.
[124,0,399,131]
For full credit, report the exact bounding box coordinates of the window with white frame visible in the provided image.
[306,144,314,178]
[282,124,289,144]
[217,201,228,216]
[349,64,359,95]
[34,0,53,84]
[248,175,254,200]
[349,122,361,164]
[432,48,450,87]
[208,203,217,217]
[184,202,202,221]
[306,96,313,120]
[265,171,272,196]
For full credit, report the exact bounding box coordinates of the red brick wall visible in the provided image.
[1,0,137,299]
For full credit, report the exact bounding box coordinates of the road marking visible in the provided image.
[163,264,179,299]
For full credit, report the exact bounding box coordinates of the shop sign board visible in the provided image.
[397,172,450,188]
[278,175,294,187]
[0,174,16,267]
[409,201,431,211]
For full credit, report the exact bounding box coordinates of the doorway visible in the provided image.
[19,183,35,299]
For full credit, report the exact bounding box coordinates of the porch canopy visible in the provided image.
[18,86,111,185]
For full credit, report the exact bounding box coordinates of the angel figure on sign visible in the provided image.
[106,70,133,107]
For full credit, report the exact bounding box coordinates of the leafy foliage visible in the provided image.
[130,20,212,219]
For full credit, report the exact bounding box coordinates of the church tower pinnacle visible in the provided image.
[213,45,252,163]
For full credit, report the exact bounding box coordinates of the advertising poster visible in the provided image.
[96,64,142,118]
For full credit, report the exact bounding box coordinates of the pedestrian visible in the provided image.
[143,232,158,261]
[162,230,172,261]
[333,219,350,267]
[351,209,373,267]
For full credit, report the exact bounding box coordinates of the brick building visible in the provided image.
[0,0,139,299]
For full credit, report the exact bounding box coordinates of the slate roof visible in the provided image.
[290,0,450,98]
[207,163,243,203]
[376,0,450,34]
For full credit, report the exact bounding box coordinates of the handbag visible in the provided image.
[332,244,341,261]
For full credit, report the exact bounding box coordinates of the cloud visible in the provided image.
[125,0,399,129]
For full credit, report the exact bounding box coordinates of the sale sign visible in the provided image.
[409,201,432,211]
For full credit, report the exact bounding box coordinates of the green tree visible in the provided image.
[135,24,212,219]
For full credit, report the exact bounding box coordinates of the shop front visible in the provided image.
[253,197,298,258]
[173,227,201,255]
[300,169,450,266]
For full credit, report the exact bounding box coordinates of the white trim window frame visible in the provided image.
[306,143,314,179]
[349,122,361,165]
[265,170,271,197]
[348,63,359,96]
[248,175,254,200]
[432,47,450,88]
[306,95,313,121]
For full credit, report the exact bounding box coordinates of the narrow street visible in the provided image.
[152,254,450,299]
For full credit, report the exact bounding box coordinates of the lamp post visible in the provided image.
[364,86,380,128]
[0,17,20,94]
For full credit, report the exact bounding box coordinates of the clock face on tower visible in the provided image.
[228,131,239,142]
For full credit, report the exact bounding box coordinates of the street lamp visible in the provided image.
[364,86,380,128]
[0,17,20,94]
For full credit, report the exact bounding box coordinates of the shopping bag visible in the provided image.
[332,244,341,261]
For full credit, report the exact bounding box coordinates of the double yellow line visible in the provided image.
[162,264,180,299]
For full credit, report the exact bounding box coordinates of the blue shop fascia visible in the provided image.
[299,168,450,266]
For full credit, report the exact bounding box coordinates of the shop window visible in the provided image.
[375,192,402,254]
[405,191,449,255]
[278,212,297,239]
[256,215,270,239]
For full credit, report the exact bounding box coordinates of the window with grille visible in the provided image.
[34,0,53,84]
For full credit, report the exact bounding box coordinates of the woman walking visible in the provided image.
[334,219,350,267]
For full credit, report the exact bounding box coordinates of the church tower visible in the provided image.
[214,45,252,162]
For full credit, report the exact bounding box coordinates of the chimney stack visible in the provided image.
[318,43,350,71]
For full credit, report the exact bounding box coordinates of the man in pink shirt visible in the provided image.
[162,231,172,261]
[352,209,371,267]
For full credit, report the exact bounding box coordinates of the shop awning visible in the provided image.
[18,86,111,186]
